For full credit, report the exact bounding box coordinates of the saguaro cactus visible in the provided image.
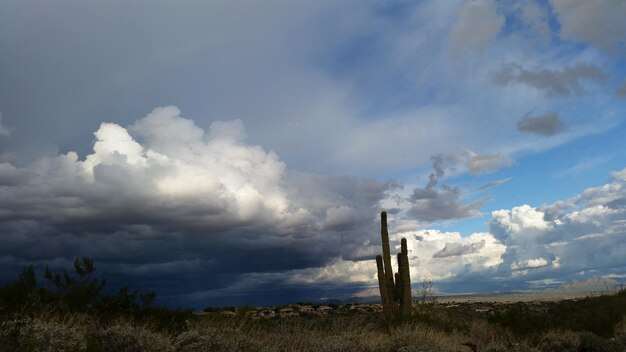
[376,211,413,320]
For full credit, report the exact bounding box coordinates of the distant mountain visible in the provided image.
[547,276,623,294]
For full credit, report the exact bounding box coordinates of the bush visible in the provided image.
[537,330,580,352]
[0,318,86,352]
[173,328,269,352]
[482,343,538,352]
[313,333,364,352]
[174,329,232,352]
[92,324,173,352]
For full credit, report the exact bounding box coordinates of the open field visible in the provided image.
[3,290,626,351]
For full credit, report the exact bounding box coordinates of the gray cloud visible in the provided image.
[0,0,618,179]
[0,114,12,137]
[479,177,512,191]
[516,1,552,45]
[551,0,626,54]
[433,239,486,258]
[404,150,512,222]
[493,63,606,96]
[0,107,393,306]
[0,163,31,186]
[517,111,565,136]
[407,186,486,223]
[617,80,626,98]
[459,150,514,175]
[448,0,504,58]
[406,154,490,222]
[1,0,624,303]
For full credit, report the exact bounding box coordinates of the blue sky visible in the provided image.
[1,0,626,308]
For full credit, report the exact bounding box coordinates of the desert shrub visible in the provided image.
[577,331,616,352]
[130,306,192,333]
[610,335,626,352]
[482,343,538,352]
[537,330,580,352]
[410,304,468,333]
[174,328,269,352]
[174,329,233,352]
[490,292,626,337]
[92,324,173,352]
[313,333,365,352]
[396,347,445,352]
[378,323,463,352]
[0,318,86,352]
[614,317,626,337]
[481,344,508,352]
[466,320,513,348]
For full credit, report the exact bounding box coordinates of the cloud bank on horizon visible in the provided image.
[1,0,626,306]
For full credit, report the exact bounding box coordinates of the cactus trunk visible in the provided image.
[376,255,393,321]
[400,238,412,318]
[376,211,413,321]
[380,212,396,301]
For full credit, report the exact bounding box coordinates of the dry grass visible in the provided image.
[2,308,626,351]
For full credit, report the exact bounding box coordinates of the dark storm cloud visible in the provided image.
[517,111,565,136]
[492,63,606,96]
[0,107,394,307]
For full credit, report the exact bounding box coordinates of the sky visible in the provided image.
[1,0,626,308]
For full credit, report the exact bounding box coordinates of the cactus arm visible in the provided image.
[400,238,412,318]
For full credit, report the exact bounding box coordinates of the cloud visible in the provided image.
[278,229,506,289]
[403,151,512,223]
[617,80,626,98]
[0,163,30,186]
[492,63,607,96]
[515,1,552,45]
[0,106,395,306]
[0,114,12,137]
[404,230,505,282]
[0,0,619,179]
[309,166,626,292]
[1,1,625,304]
[490,205,552,244]
[551,0,626,54]
[448,0,504,58]
[2,107,625,302]
[405,154,494,222]
[517,111,565,136]
[479,177,512,191]
[554,156,613,179]
[407,186,485,223]
[511,258,549,271]
[488,168,626,281]
[433,239,486,258]
[458,150,514,175]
